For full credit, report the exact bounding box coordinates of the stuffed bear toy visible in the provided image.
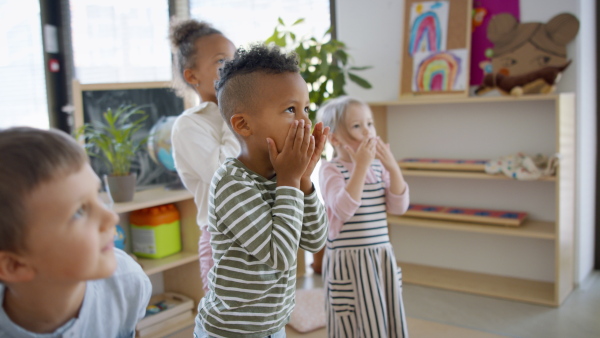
[475,13,579,96]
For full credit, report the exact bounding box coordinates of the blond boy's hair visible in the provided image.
[0,127,87,253]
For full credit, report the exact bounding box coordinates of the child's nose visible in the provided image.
[101,208,119,232]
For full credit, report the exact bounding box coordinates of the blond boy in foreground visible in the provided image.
[0,127,151,338]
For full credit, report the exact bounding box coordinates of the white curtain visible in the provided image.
[0,0,49,128]
[69,0,172,84]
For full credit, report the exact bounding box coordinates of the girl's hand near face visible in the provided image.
[341,136,376,202]
[375,137,400,172]
[345,137,377,170]
[375,137,407,195]
[267,119,314,190]
[300,122,330,194]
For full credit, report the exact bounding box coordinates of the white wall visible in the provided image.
[573,0,597,285]
[336,0,596,284]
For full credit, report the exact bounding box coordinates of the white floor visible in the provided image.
[291,270,600,338]
[168,269,600,338]
[403,271,600,338]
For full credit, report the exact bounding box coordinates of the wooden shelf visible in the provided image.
[138,251,199,276]
[399,262,556,306]
[369,93,561,107]
[401,169,556,181]
[140,316,195,338]
[367,92,575,306]
[112,187,193,213]
[388,215,555,240]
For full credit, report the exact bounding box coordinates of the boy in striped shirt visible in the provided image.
[193,44,329,338]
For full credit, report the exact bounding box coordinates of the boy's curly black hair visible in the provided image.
[216,44,300,127]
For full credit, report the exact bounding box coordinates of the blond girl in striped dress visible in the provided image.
[318,96,410,338]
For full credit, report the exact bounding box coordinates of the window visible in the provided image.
[69,0,171,84]
[190,0,331,49]
[0,0,49,129]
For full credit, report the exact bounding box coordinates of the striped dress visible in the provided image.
[196,158,328,338]
[319,160,409,338]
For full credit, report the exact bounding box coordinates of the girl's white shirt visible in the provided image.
[171,101,241,228]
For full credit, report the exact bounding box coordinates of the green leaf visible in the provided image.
[332,73,345,95]
[265,28,280,45]
[77,104,148,176]
[293,18,305,26]
[335,49,348,64]
[349,66,373,71]
[319,48,329,77]
[348,72,372,89]
[278,17,285,26]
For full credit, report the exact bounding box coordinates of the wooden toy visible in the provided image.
[475,13,579,96]
[404,204,527,227]
[399,158,488,171]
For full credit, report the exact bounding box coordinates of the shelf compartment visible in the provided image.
[369,93,560,107]
[139,316,194,338]
[112,187,193,213]
[401,169,556,181]
[388,215,555,240]
[398,262,556,306]
[138,251,199,275]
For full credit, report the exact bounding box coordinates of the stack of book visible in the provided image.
[136,292,194,337]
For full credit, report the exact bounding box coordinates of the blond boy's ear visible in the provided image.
[230,113,252,137]
[0,251,35,283]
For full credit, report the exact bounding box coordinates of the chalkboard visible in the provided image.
[73,80,186,188]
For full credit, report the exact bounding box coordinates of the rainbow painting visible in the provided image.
[409,1,449,56]
[412,49,467,92]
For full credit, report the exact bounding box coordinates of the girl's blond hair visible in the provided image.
[316,95,368,134]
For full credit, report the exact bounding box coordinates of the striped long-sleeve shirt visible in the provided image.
[197,158,328,338]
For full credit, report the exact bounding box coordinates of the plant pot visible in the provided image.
[104,173,136,203]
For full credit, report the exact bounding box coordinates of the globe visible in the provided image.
[148,116,177,171]
[148,116,183,189]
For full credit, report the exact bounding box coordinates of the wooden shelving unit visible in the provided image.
[369,93,563,107]
[111,187,201,337]
[388,216,555,240]
[138,251,199,276]
[141,317,195,338]
[398,261,556,306]
[112,187,193,213]
[370,93,575,306]
[401,168,556,181]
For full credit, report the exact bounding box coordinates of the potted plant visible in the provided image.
[265,18,372,124]
[76,104,148,202]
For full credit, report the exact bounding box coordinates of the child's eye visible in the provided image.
[285,107,295,114]
[217,58,226,64]
[73,206,87,220]
[368,122,373,127]
[353,124,360,129]
[304,107,309,114]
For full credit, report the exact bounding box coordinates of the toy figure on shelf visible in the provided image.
[475,13,579,96]
[485,152,559,180]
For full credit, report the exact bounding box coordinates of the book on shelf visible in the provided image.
[136,310,193,337]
